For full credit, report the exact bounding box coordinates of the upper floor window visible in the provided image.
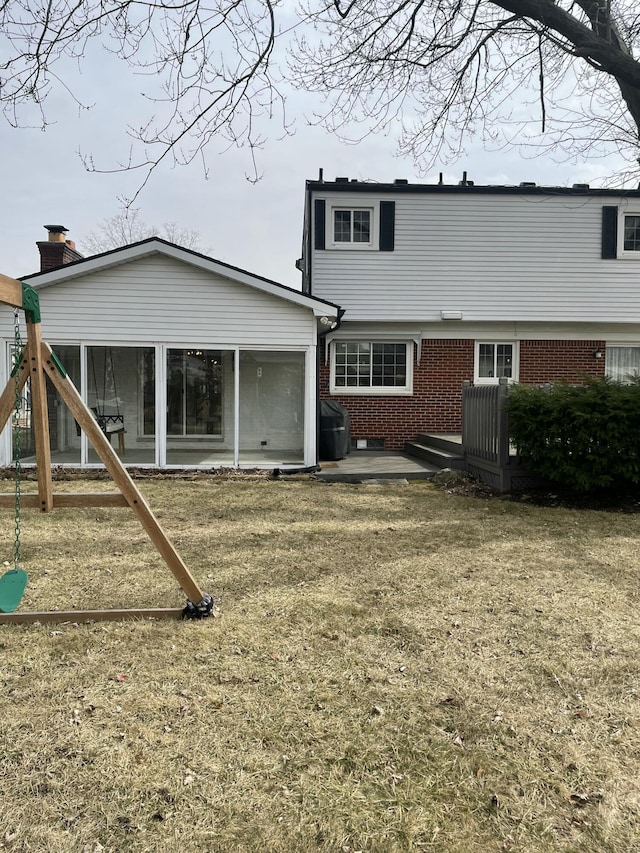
[333,209,372,245]
[475,342,518,384]
[313,198,395,251]
[604,206,640,258]
[624,216,640,252]
[331,341,413,395]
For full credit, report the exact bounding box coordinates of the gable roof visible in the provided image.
[22,237,341,319]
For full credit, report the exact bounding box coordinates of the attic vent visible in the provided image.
[519,182,536,187]
[335,177,350,183]
[572,183,590,190]
[394,179,408,185]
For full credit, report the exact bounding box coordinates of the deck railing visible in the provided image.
[462,377,511,466]
[459,377,540,491]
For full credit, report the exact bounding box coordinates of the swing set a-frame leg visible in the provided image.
[0,319,54,518]
[27,321,54,512]
[0,278,213,624]
[41,341,207,607]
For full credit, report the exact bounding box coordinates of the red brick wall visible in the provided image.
[321,338,608,451]
[519,340,605,384]
[320,339,474,450]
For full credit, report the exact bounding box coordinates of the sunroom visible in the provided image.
[0,238,340,470]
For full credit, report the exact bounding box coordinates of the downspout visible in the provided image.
[315,308,345,467]
[270,308,344,478]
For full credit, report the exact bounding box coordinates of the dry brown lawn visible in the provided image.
[1,476,640,852]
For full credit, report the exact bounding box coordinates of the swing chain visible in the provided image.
[13,310,22,570]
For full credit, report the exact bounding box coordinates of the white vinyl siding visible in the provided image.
[0,255,316,346]
[312,192,640,323]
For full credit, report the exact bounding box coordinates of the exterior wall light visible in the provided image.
[319,315,338,331]
[594,348,603,359]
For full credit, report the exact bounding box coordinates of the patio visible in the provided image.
[317,451,437,482]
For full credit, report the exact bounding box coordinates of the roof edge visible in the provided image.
[304,180,640,197]
[20,237,341,317]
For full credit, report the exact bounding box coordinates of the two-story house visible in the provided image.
[301,174,640,450]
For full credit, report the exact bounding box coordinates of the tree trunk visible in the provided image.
[494,0,640,137]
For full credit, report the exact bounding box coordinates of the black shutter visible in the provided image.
[379,200,395,251]
[314,199,326,250]
[602,205,618,258]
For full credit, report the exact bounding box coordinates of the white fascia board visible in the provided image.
[327,322,424,343]
[326,323,425,362]
[413,320,640,340]
[23,240,341,320]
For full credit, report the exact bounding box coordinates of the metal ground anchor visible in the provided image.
[182,593,215,620]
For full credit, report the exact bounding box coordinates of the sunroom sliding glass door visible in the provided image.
[50,345,82,463]
[165,349,234,466]
[238,350,305,465]
[86,346,155,465]
[13,344,81,465]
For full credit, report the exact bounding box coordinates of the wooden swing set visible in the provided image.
[0,273,213,624]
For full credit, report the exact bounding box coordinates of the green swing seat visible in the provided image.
[2,316,28,614]
[0,567,28,613]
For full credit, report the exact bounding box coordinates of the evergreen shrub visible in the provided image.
[507,378,640,491]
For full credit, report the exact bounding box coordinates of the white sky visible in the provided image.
[0,43,630,289]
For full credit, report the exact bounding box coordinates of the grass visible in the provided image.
[1,476,640,852]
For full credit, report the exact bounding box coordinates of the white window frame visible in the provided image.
[605,344,640,383]
[474,341,519,385]
[330,341,413,395]
[617,210,640,258]
[328,204,377,250]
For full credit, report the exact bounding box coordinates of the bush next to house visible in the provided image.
[507,379,640,491]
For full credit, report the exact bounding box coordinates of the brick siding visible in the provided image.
[321,338,607,450]
[320,339,474,450]
[519,339,605,384]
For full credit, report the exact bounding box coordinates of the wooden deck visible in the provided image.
[403,380,548,492]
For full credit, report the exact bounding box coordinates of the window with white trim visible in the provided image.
[474,342,518,384]
[606,346,640,383]
[327,204,378,250]
[332,208,373,246]
[614,209,640,257]
[624,215,640,252]
[331,342,413,394]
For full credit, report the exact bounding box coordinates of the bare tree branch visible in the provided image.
[1,0,640,188]
[82,209,209,253]
[292,0,640,174]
